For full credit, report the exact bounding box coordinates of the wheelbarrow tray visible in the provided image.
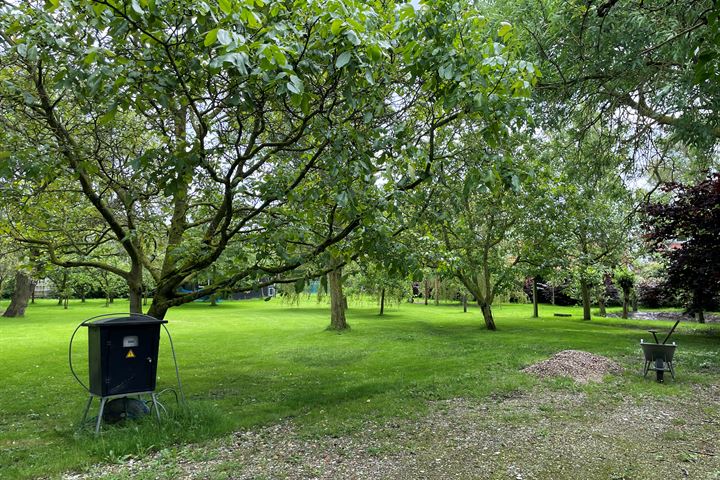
[641,343,677,379]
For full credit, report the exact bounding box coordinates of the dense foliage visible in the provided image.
[0,0,717,326]
[0,0,534,319]
[643,173,720,322]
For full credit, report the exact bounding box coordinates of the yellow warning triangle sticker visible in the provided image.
[126,349,136,359]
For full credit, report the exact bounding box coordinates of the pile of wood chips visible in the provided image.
[522,349,622,384]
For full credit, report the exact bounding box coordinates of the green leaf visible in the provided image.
[83,50,97,65]
[330,19,343,36]
[204,28,219,47]
[243,9,261,29]
[210,52,248,74]
[273,49,287,66]
[218,0,232,14]
[98,109,117,125]
[294,278,305,294]
[22,92,37,106]
[364,70,375,85]
[399,3,416,20]
[439,64,454,80]
[498,22,512,39]
[287,75,303,94]
[217,29,232,46]
[335,51,351,69]
[344,30,361,46]
[367,44,382,62]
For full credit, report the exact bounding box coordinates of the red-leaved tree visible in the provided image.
[643,173,720,323]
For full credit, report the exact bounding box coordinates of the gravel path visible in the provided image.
[606,311,720,323]
[64,381,720,480]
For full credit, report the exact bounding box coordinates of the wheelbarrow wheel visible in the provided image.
[655,358,664,383]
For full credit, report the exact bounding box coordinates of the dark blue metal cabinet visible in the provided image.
[86,317,168,396]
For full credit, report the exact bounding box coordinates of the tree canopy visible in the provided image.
[0,0,717,327]
[644,173,720,322]
[0,0,535,318]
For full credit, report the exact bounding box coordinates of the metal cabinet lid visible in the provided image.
[85,315,168,327]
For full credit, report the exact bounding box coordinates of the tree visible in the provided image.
[514,143,569,318]
[350,231,420,316]
[518,0,719,149]
[0,246,18,300]
[0,0,535,319]
[2,270,35,317]
[543,131,634,321]
[0,249,41,318]
[70,268,97,303]
[644,173,720,323]
[326,263,348,330]
[96,268,128,308]
[428,131,541,330]
[614,266,636,319]
[46,266,71,308]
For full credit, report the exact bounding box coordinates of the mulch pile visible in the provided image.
[522,350,622,384]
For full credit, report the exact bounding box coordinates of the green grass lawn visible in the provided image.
[0,298,717,479]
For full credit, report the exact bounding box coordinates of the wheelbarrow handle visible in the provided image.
[661,319,681,344]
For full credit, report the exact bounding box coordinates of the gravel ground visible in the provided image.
[63,378,720,479]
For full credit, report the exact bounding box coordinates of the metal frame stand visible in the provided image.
[643,358,675,382]
[79,391,161,435]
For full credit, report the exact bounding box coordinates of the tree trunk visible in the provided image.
[327,267,349,330]
[127,265,143,314]
[532,277,539,318]
[58,270,68,306]
[63,296,68,309]
[2,271,36,317]
[434,277,440,305]
[580,280,591,320]
[105,292,110,307]
[551,285,555,305]
[696,309,705,324]
[210,293,218,306]
[631,292,638,312]
[81,292,86,303]
[621,286,630,319]
[478,301,497,330]
[147,298,170,320]
[598,293,606,317]
[463,294,467,313]
[31,287,35,304]
[424,279,429,305]
[379,287,385,316]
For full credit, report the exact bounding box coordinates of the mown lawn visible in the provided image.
[0,297,717,479]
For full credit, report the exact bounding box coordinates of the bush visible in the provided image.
[637,279,679,309]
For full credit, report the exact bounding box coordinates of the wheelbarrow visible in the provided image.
[640,319,679,383]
